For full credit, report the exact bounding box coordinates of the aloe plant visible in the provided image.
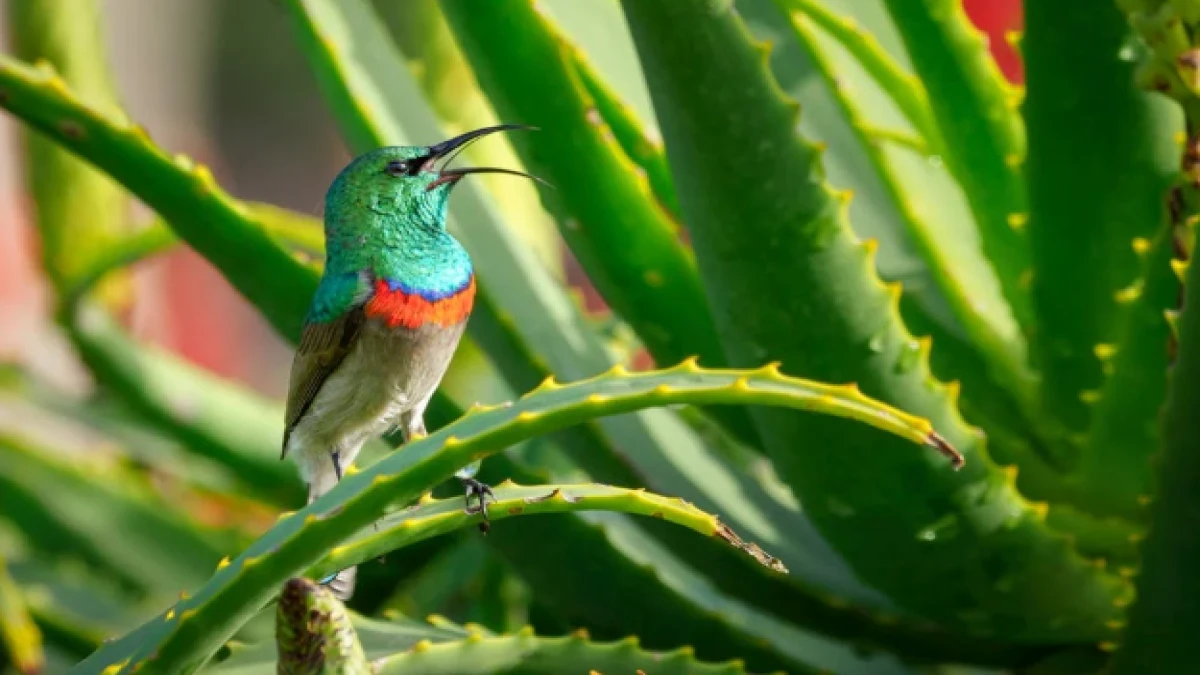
[2,0,1199,672]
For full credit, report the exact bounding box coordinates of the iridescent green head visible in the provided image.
[325,124,540,235]
[321,125,542,280]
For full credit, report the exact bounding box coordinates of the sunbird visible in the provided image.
[282,125,542,599]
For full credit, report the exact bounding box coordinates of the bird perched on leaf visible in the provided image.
[281,125,543,599]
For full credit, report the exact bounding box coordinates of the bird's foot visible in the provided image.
[460,477,495,533]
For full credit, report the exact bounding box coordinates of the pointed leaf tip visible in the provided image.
[926,432,964,469]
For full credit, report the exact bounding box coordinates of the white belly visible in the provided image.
[285,319,465,498]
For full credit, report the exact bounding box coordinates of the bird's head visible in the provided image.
[326,124,544,232]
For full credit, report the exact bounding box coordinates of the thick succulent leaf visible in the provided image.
[9,0,129,302]
[1075,216,1181,518]
[371,536,489,623]
[570,50,682,219]
[307,481,791,583]
[488,449,1048,670]
[1024,1,1181,448]
[619,0,1129,640]
[73,364,946,673]
[1112,190,1200,672]
[210,611,763,675]
[372,629,769,675]
[7,556,145,658]
[440,0,726,372]
[0,433,229,599]
[471,459,902,674]
[778,6,1039,431]
[208,612,470,673]
[881,0,1031,331]
[0,555,44,675]
[66,310,302,505]
[737,0,1012,364]
[0,54,315,341]
[775,0,940,152]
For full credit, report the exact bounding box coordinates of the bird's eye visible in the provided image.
[384,160,409,176]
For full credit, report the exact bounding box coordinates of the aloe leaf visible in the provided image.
[774,0,941,153]
[306,481,787,585]
[734,0,985,350]
[570,51,681,219]
[0,433,229,599]
[0,554,44,675]
[210,612,760,675]
[373,629,767,675]
[0,55,315,341]
[472,459,889,673]
[778,6,1038,429]
[372,0,564,276]
[880,0,1031,331]
[373,536,488,622]
[65,310,303,505]
[1112,199,1200,672]
[209,612,470,673]
[9,0,129,305]
[275,578,370,674]
[442,0,770,449]
[7,556,146,658]
[620,0,1130,639]
[1074,217,1181,518]
[437,1,725,373]
[74,364,945,673]
[1024,1,1181,445]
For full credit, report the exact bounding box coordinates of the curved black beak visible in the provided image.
[422,124,550,191]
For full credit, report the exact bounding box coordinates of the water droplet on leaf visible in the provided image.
[895,340,922,374]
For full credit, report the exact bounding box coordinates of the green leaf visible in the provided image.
[777,6,1039,431]
[9,0,129,299]
[307,481,787,585]
[0,54,316,341]
[8,555,145,658]
[881,0,1031,331]
[570,50,681,219]
[73,364,946,673]
[619,0,1128,640]
[0,554,44,675]
[373,629,766,675]
[66,310,302,505]
[1074,211,1181,518]
[1111,193,1200,673]
[208,612,469,673]
[0,433,230,599]
[210,611,765,675]
[774,0,941,152]
[1023,0,1181,446]
[441,0,721,370]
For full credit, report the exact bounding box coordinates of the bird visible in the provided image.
[281,124,542,600]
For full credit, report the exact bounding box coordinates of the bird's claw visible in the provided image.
[461,477,495,521]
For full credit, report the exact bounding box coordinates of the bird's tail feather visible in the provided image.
[307,465,356,601]
[319,566,357,601]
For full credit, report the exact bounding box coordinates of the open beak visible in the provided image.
[422,124,550,190]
